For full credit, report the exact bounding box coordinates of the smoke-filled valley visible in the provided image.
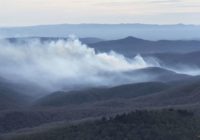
[1,0,200,138]
[0,36,200,140]
[0,38,158,92]
[0,37,199,94]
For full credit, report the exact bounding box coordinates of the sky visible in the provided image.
[0,0,200,27]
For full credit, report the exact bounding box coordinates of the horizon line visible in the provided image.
[1,22,200,28]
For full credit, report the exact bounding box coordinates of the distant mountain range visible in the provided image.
[89,36,200,55]
[1,24,200,40]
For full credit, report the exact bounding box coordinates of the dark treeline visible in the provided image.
[6,109,200,140]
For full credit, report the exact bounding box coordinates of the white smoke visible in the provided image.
[0,37,160,92]
[166,65,200,76]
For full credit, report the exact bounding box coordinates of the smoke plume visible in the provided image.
[0,37,161,92]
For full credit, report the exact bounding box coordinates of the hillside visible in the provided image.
[1,77,200,134]
[5,109,200,140]
[35,67,194,107]
[147,51,200,67]
[130,79,200,108]
[0,78,31,110]
[35,82,170,107]
[89,36,200,55]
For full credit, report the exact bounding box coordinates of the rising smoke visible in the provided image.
[1,37,199,94]
[0,37,161,92]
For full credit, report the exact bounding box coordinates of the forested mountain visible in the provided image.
[4,109,200,140]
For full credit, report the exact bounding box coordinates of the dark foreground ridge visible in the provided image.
[4,109,200,140]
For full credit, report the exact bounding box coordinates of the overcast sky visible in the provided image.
[0,0,200,27]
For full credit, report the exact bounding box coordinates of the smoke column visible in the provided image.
[0,37,160,91]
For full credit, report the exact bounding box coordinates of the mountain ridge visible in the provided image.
[1,24,200,40]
